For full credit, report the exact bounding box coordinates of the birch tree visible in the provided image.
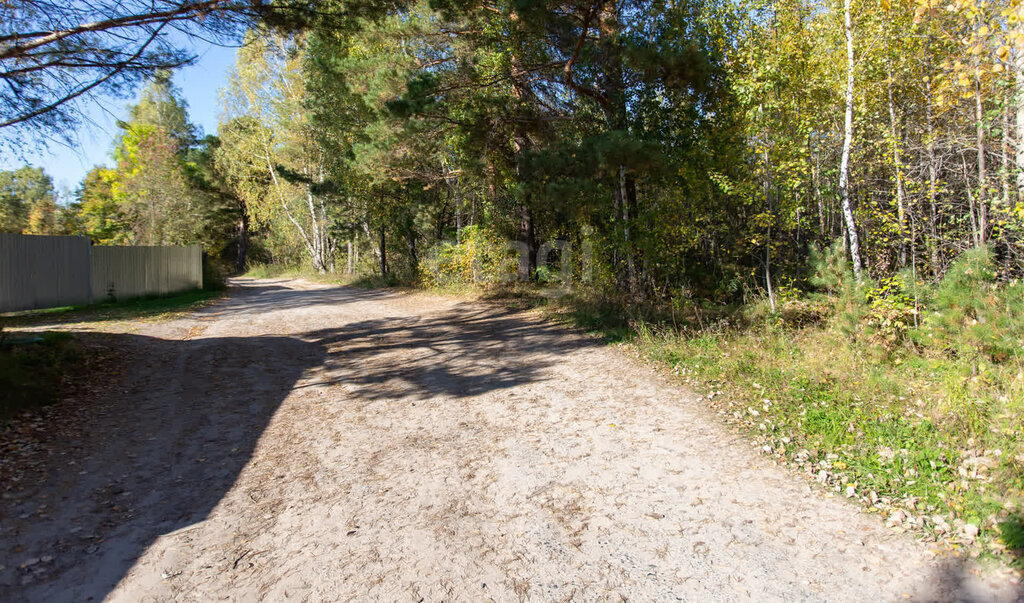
[221,31,336,272]
[839,0,864,280]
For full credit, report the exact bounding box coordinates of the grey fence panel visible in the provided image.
[0,235,202,312]
[90,245,202,302]
[0,234,92,312]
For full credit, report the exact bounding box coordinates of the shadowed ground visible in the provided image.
[0,278,1019,601]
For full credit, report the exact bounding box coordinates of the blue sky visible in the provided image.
[9,41,238,196]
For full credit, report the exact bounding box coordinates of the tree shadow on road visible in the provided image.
[0,284,600,601]
[196,278,397,319]
[912,554,1024,601]
[0,331,322,601]
[999,513,1024,572]
[3,280,1022,601]
[305,302,602,402]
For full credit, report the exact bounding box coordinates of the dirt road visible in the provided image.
[0,278,1019,601]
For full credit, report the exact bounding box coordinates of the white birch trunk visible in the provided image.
[839,0,864,280]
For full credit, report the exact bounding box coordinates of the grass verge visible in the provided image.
[243,263,358,283]
[1,288,222,422]
[2,288,224,327]
[0,332,80,423]
[634,319,1022,568]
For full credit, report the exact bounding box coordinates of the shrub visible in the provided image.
[808,238,853,296]
[420,225,516,287]
[808,238,874,337]
[0,332,79,422]
[918,246,1024,363]
[864,276,917,351]
[202,252,228,290]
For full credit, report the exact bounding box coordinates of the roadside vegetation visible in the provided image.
[0,331,80,423]
[0,288,223,424]
[2,289,224,329]
[624,246,1024,568]
[449,243,1024,567]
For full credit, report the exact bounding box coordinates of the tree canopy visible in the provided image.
[4,0,1023,296]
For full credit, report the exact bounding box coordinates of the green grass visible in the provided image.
[1000,515,1024,562]
[2,288,224,327]
[346,273,406,289]
[632,315,1023,567]
[0,331,80,423]
[243,263,303,279]
[1,287,225,424]
[243,262,369,285]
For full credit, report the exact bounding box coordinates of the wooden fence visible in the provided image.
[0,234,202,312]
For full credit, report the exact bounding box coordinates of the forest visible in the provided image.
[4,0,1023,297]
[2,0,1023,561]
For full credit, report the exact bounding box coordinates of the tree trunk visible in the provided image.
[305,186,325,273]
[886,53,908,268]
[813,150,825,238]
[407,226,418,278]
[1002,99,1011,210]
[379,225,387,277]
[518,200,538,281]
[236,209,248,274]
[839,0,863,280]
[764,170,776,313]
[925,30,941,279]
[507,33,539,283]
[263,146,318,269]
[1016,35,1024,195]
[579,3,637,296]
[963,153,980,244]
[621,166,638,294]
[454,180,462,240]
[973,57,988,245]
[766,237,776,314]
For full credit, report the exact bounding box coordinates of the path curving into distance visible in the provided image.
[1,278,1019,601]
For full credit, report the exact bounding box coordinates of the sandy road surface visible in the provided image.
[1,278,1020,601]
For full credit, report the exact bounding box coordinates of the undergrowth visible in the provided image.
[244,262,382,286]
[2,289,224,327]
[625,244,1024,569]
[0,331,80,422]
